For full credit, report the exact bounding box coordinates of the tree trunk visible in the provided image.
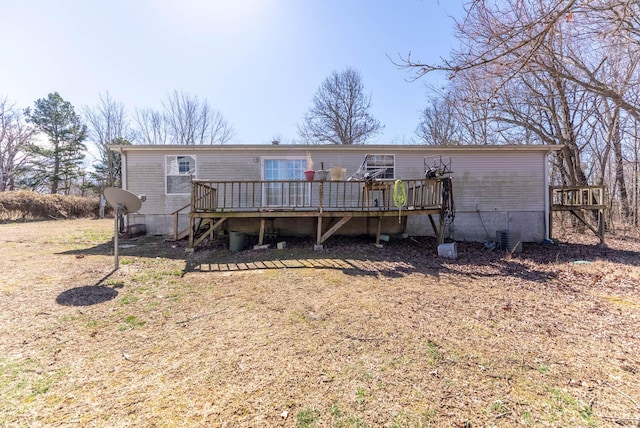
[51,138,60,194]
[554,73,588,186]
[612,116,631,219]
[560,139,588,186]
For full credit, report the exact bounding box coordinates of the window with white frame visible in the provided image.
[365,154,395,179]
[263,158,308,206]
[166,155,196,194]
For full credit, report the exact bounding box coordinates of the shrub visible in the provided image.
[0,190,108,221]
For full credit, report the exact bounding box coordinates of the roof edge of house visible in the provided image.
[108,143,564,153]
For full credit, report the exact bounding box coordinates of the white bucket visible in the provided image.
[437,242,457,260]
[330,167,346,181]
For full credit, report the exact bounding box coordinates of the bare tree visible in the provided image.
[134,108,168,145]
[298,67,383,145]
[597,45,639,220]
[446,72,502,145]
[416,95,461,145]
[399,0,640,119]
[403,0,640,191]
[133,91,234,145]
[84,92,131,187]
[0,97,37,191]
[163,90,204,145]
[205,109,235,145]
[163,90,234,145]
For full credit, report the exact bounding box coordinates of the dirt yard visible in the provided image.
[0,219,639,427]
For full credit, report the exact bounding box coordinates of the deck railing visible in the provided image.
[190,178,443,213]
[550,185,605,208]
[549,184,606,246]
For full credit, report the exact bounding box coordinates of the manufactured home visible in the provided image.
[110,144,566,248]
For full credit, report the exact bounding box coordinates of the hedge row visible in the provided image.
[0,190,110,221]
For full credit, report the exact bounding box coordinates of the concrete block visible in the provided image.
[313,244,324,251]
[374,243,384,249]
[277,241,286,249]
[253,244,270,250]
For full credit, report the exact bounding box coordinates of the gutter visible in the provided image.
[107,143,565,154]
[111,145,127,190]
[544,149,552,241]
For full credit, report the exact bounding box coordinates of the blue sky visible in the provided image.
[1,1,463,145]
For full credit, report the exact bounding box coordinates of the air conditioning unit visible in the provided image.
[497,230,522,253]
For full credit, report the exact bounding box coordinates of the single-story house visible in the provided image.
[109,144,562,246]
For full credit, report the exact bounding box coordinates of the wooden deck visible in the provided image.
[177,178,451,248]
[549,185,606,245]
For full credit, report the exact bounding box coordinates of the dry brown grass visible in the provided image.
[0,219,639,427]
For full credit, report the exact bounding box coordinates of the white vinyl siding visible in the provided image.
[117,145,553,242]
[452,152,544,212]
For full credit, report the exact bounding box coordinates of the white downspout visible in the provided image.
[544,150,551,240]
[116,146,129,231]
[119,147,127,190]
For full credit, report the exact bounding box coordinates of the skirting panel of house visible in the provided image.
[406,211,545,243]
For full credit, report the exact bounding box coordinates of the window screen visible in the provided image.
[365,154,394,179]
[166,155,196,194]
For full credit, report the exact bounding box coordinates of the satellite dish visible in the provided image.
[103,187,142,214]
[102,188,143,270]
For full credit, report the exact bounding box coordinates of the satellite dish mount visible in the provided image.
[103,188,143,270]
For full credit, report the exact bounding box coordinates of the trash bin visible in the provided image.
[229,231,246,251]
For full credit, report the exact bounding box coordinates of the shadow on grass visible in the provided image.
[188,257,421,279]
[56,286,119,306]
[55,269,124,307]
[58,234,640,282]
[58,235,188,260]
[185,235,640,284]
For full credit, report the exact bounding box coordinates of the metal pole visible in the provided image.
[114,204,122,270]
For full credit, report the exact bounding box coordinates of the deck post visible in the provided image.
[438,217,446,244]
[316,215,323,245]
[174,211,179,241]
[598,209,606,248]
[548,186,554,241]
[259,218,266,246]
[188,216,195,248]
